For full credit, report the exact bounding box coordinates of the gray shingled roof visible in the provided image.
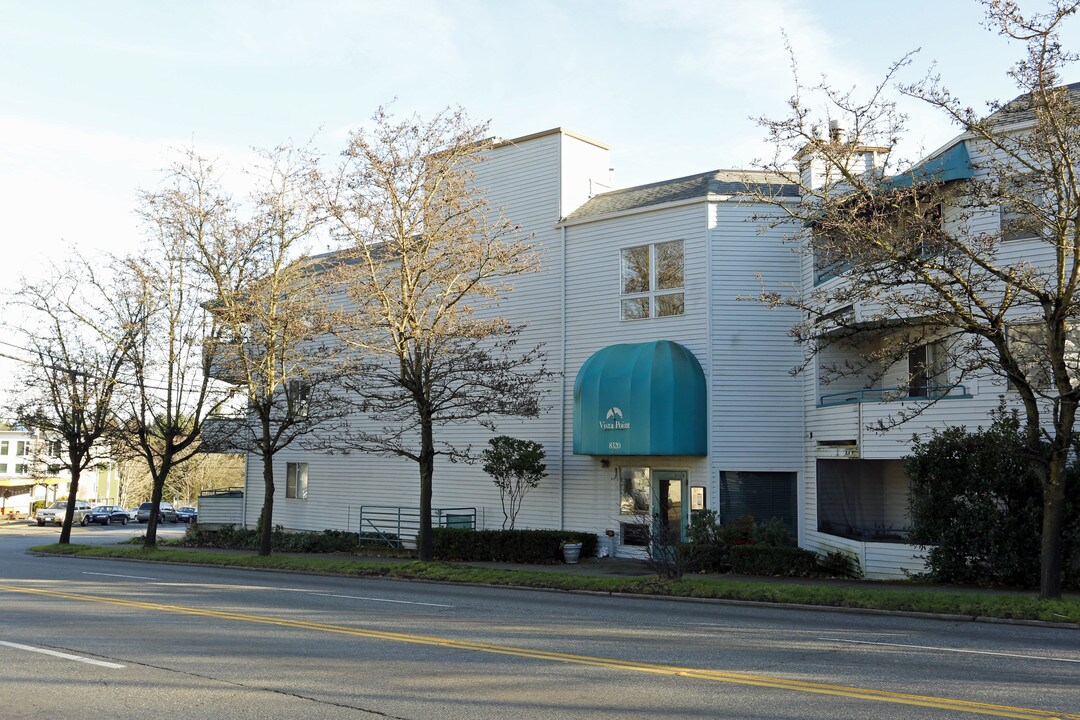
[987,81,1080,125]
[565,169,797,221]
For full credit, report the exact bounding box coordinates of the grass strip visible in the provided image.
[29,543,1080,625]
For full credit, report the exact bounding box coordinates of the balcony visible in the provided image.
[819,384,971,407]
[810,383,986,459]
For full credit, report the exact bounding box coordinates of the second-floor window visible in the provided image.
[620,240,684,320]
[14,464,27,474]
[0,441,7,455]
[1000,202,1044,242]
[15,441,25,456]
[287,380,311,419]
[1008,321,1080,388]
[908,341,948,397]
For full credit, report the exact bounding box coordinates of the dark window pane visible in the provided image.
[718,470,797,538]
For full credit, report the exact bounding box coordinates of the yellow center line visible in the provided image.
[1,583,1074,720]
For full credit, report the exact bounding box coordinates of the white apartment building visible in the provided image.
[222,104,1062,578]
[232,128,806,558]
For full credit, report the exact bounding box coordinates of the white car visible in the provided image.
[35,500,92,527]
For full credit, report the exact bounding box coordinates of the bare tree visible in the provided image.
[326,108,550,561]
[114,153,243,548]
[188,144,354,556]
[753,0,1080,598]
[8,257,142,543]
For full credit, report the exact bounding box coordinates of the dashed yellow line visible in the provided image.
[0,583,1075,720]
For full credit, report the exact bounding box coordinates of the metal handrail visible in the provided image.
[357,505,476,548]
[818,384,971,407]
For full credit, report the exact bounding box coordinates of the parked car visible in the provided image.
[176,506,197,523]
[136,502,179,523]
[127,507,139,520]
[87,505,129,526]
[35,500,92,527]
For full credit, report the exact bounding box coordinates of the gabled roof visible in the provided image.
[564,169,797,221]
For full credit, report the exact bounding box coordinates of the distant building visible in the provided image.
[0,427,118,516]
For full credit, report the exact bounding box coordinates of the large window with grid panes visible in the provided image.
[620,240,684,320]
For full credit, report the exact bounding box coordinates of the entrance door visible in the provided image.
[652,470,688,548]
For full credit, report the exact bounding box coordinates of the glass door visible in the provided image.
[652,470,688,547]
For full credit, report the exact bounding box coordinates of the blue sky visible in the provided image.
[1,0,1075,282]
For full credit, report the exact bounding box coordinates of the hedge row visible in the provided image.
[730,544,820,577]
[179,525,362,553]
[432,528,598,564]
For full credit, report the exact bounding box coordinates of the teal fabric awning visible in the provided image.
[887,141,973,188]
[573,340,707,456]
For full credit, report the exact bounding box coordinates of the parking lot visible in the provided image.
[1,518,189,543]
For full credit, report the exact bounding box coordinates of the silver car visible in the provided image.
[35,500,92,526]
[136,501,179,523]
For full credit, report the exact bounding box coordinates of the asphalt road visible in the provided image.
[0,525,1077,720]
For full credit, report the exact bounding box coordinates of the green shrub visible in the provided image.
[817,549,860,578]
[179,525,361,553]
[678,542,730,573]
[731,544,818,577]
[906,405,1080,589]
[432,528,597,564]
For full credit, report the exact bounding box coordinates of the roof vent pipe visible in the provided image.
[829,120,844,143]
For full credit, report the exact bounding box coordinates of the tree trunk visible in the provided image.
[259,440,274,557]
[417,416,435,561]
[57,467,80,545]
[1040,450,1068,599]
[144,473,165,549]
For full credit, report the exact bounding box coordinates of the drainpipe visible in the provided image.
[559,224,567,530]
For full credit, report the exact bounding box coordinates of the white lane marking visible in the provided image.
[311,592,454,608]
[818,637,1080,663]
[82,572,157,580]
[0,641,125,668]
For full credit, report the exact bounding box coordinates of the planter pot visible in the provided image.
[562,542,583,564]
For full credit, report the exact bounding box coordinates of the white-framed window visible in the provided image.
[16,441,26,456]
[48,440,62,457]
[620,240,685,320]
[286,462,308,500]
[1000,202,1044,242]
[14,464,27,474]
[288,380,310,419]
[0,441,7,455]
[618,466,651,546]
[1008,321,1080,388]
[908,341,948,397]
[0,463,7,473]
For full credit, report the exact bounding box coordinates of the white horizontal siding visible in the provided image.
[562,201,710,532]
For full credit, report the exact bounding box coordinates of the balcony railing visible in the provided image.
[818,384,971,407]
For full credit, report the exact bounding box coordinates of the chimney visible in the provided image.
[829,120,844,143]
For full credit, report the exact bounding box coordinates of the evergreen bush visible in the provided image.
[180,525,361,553]
[432,528,597,563]
[906,406,1080,589]
[731,544,819,577]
